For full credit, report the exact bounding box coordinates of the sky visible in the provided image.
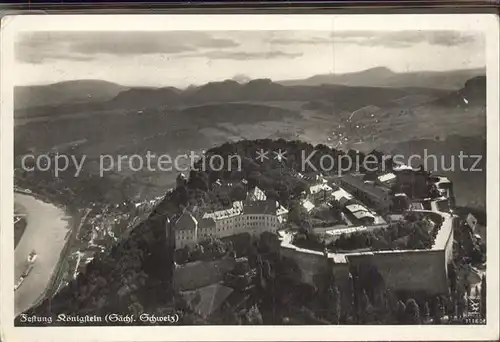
[14,29,485,87]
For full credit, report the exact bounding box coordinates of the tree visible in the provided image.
[245,304,264,324]
[359,289,374,323]
[230,184,247,201]
[187,170,208,191]
[429,185,441,199]
[292,181,309,197]
[224,310,243,325]
[405,299,421,324]
[396,300,406,324]
[457,296,466,320]
[433,298,444,324]
[288,200,310,228]
[465,281,471,298]
[480,274,486,318]
[263,260,272,280]
[329,199,343,222]
[423,301,431,323]
[266,189,280,201]
[327,286,341,324]
[176,245,190,263]
[448,262,457,294]
[345,273,356,322]
[385,288,398,314]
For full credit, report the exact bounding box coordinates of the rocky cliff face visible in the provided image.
[434,75,486,107]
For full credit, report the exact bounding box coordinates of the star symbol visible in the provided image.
[255,149,270,162]
[273,149,287,162]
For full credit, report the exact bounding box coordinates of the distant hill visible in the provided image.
[279,67,486,90]
[15,67,485,111]
[111,86,182,108]
[16,79,443,120]
[108,80,441,112]
[15,80,128,109]
[15,67,484,116]
[433,75,486,107]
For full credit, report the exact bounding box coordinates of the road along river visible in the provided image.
[14,193,70,315]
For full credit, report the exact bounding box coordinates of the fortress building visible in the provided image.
[167,186,288,250]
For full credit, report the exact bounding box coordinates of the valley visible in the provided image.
[14,71,487,208]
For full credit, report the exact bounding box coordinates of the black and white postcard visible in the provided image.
[1,13,498,342]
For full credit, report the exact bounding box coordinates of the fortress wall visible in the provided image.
[281,246,450,296]
[280,247,351,290]
[347,250,448,295]
[280,247,329,286]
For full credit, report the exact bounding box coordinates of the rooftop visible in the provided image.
[302,199,315,212]
[276,202,289,216]
[430,175,451,185]
[330,254,348,264]
[325,226,369,237]
[232,201,243,210]
[340,174,390,200]
[243,200,278,215]
[181,283,234,319]
[377,173,396,183]
[393,163,415,171]
[199,217,216,228]
[309,183,333,195]
[410,202,425,210]
[246,186,267,202]
[331,187,354,202]
[345,203,368,213]
[203,207,242,221]
[175,212,198,231]
[345,204,386,224]
[351,210,376,220]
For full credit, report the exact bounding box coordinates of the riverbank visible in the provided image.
[14,217,27,248]
[14,192,72,315]
[14,187,68,212]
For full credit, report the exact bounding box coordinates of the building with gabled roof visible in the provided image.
[301,199,315,213]
[308,183,333,203]
[429,174,455,207]
[174,200,285,249]
[338,174,392,212]
[174,211,199,249]
[246,186,267,202]
[331,187,354,207]
[171,183,288,249]
[377,172,396,185]
[181,283,235,321]
[345,203,376,225]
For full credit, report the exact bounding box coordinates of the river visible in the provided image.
[14,193,70,315]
